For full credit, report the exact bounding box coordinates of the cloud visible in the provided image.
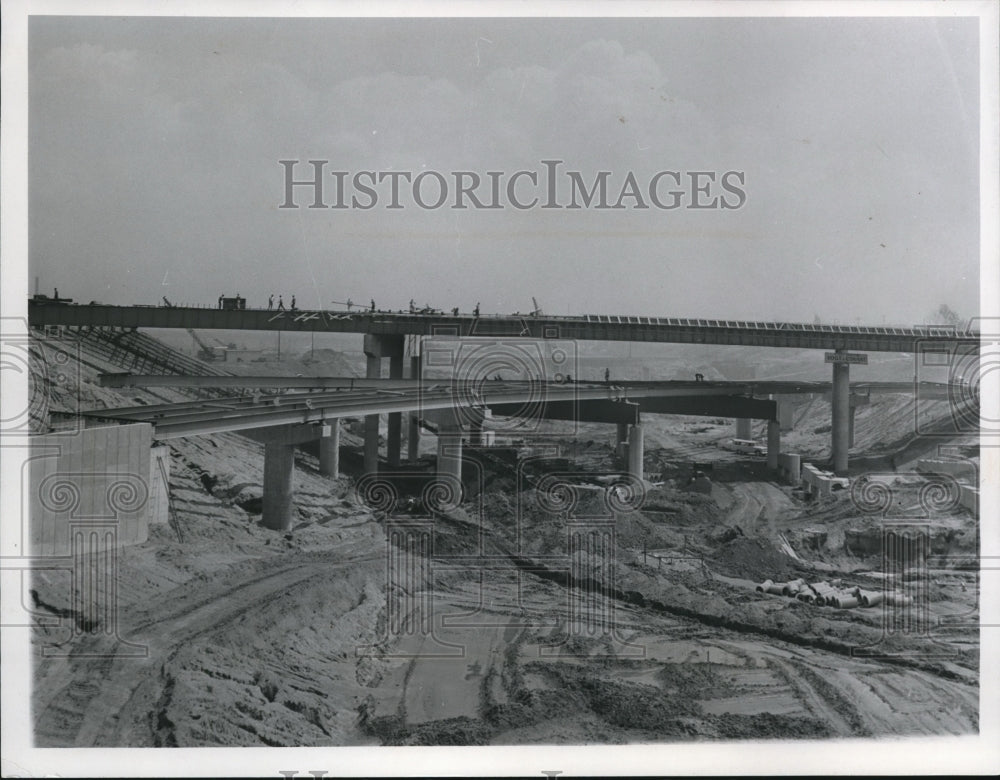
[26,18,979,323]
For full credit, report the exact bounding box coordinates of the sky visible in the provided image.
[27,14,980,325]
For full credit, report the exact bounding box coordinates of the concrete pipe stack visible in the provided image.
[754,576,908,611]
[830,592,859,609]
[810,581,837,606]
[854,588,883,607]
[795,584,818,603]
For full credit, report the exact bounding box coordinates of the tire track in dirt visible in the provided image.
[768,657,859,737]
[34,547,384,747]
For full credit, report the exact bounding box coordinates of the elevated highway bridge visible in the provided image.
[34,297,980,480]
[77,373,970,531]
[29,299,979,353]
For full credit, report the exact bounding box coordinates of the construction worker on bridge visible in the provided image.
[268,295,274,310]
[277,295,285,310]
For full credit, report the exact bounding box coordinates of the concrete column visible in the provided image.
[437,422,463,484]
[362,334,405,474]
[766,419,780,471]
[848,405,856,449]
[469,419,484,446]
[319,420,340,477]
[364,352,381,475]
[831,357,850,475]
[736,418,753,439]
[616,423,629,445]
[407,415,421,461]
[407,354,422,461]
[262,441,295,531]
[627,424,644,480]
[387,353,404,466]
[778,399,795,432]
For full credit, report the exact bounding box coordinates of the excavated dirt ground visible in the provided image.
[27,333,980,746]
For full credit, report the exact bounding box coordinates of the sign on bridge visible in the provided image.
[825,352,868,365]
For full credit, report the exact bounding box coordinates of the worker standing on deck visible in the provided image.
[268,294,274,310]
[474,302,480,317]
[409,299,415,313]
[371,298,376,312]
[218,294,224,309]
[604,367,611,382]
[277,295,285,310]
[291,295,296,310]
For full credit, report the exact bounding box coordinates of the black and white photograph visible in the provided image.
[2,1,998,776]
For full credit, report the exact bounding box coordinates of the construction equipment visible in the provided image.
[186,329,223,361]
[531,297,543,316]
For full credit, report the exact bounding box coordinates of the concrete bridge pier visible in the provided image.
[615,422,629,460]
[364,350,380,475]
[766,419,780,471]
[831,352,851,475]
[387,352,404,466]
[263,442,295,530]
[363,334,405,473]
[436,420,463,485]
[319,420,340,477]
[408,354,422,461]
[249,423,330,531]
[627,424,644,480]
[777,397,795,432]
[735,417,753,439]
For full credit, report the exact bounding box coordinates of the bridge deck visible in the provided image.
[77,381,779,438]
[77,376,967,439]
[97,372,961,398]
[29,301,980,353]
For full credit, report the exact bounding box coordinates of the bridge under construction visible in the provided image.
[31,297,980,483]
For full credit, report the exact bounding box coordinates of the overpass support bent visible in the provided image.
[831,354,850,475]
[627,424,644,480]
[363,334,405,473]
[247,423,330,531]
[319,421,340,477]
[778,398,795,432]
[767,420,780,471]
[436,421,463,486]
[408,354,421,461]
